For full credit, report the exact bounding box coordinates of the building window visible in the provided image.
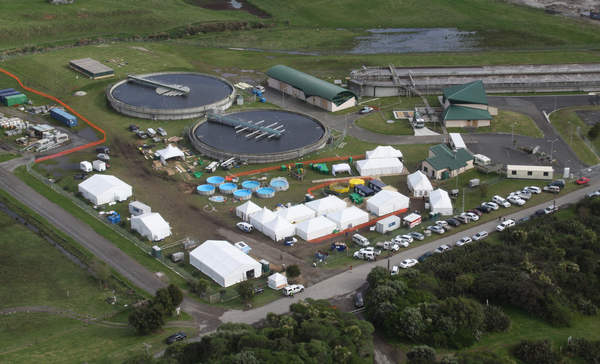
[423,166,428,172]
[527,171,533,176]
[511,171,517,175]
[543,172,549,176]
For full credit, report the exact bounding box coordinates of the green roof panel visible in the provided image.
[442,105,492,120]
[426,144,474,171]
[442,80,488,105]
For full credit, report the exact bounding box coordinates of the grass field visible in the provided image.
[550,106,600,166]
[475,110,543,138]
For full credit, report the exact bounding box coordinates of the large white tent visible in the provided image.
[326,206,369,230]
[366,190,410,216]
[275,204,316,223]
[262,216,296,241]
[429,189,453,215]
[130,213,171,241]
[356,158,403,176]
[189,240,262,287]
[305,195,347,216]
[366,145,403,160]
[157,144,185,164]
[249,207,277,233]
[295,216,338,241]
[407,170,434,197]
[236,200,262,221]
[78,175,132,205]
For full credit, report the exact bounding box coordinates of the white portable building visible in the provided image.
[275,204,316,224]
[449,133,467,150]
[305,195,347,216]
[129,201,151,216]
[407,170,434,197]
[189,240,262,287]
[80,161,92,172]
[366,190,410,216]
[356,158,403,176]
[92,160,106,172]
[429,189,453,215]
[249,207,277,233]
[376,215,401,234]
[262,216,296,241]
[156,144,185,164]
[332,163,351,176]
[78,175,132,205]
[366,145,403,160]
[236,200,262,221]
[130,212,171,241]
[268,273,288,290]
[295,216,338,241]
[326,206,369,230]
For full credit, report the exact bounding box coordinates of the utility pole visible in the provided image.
[548,139,558,162]
[511,122,517,147]
[568,122,573,145]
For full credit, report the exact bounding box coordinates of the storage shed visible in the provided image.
[189,240,262,287]
[507,165,553,180]
[78,175,132,205]
[275,204,316,224]
[130,212,171,241]
[268,273,288,290]
[356,158,403,176]
[262,216,296,241]
[295,216,338,241]
[305,195,348,216]
[354,184,376,197]
[236,200,262,221]
[50,108,77,127]
[366,190,410,216]
[376,215,401,234]
[368,180,387,192]
[407,170,434,197]
[129,201,151,216]
[69,58,114,79]
[326,206,369,230]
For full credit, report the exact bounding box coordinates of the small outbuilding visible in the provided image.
[366,190,410,217]
[78,174,132,205]
[407,170,434,197]
[376,215,401,234]
[326,206,369,231]
[305,195,348,216]
[157,144,185,164]
[366,146,403,160]
[268,273,288,290]
[236,200,262,221]
[295,216,338,241]
[429,189,453,216]
[130,212,171,241]
[507,165,553,180]
[422,144,474,180]
[356,157,404,176]
[129,201,151,216]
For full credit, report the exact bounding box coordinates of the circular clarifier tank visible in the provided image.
[233,189,252,200]
[256,187,275,198]
[197,184,215,195]
[207,176,225,187]
[242,180,261,192]
[219,183,237,194]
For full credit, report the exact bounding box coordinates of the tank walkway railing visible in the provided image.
[388,63,400,86]
[126,74,189,94]
[207,113,283,139]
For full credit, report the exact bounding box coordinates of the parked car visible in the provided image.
[455,215,470,224]
[465,212,480,221]
[283,284,304,296]
[441,225,453,232]
[435,220,449,227]
[468,209,483,216]
[492,195,511,208]
[434,244,450,253]
[456,237,472,246]
[166,332,187,344]
[507,195,526,206]
[476,205,492,214]
[577,177,590,185]
[355,292,364,308]
[548,180,566,188]
[392,237,410,248]
[156,127,167,136]
[236,222,253,233]
[446,219,461,227]
[408,232,425,241]
[390,266,399,275]
[484,202,499,211]
[253,287,264,294]
[399,258,418,269]
[129,124,139,132]
[418,251,433,262]
[359,106,374,114]
[146,128,157,137]
[496,219,516,231]
[510,190,531,200]
[586,190,600,198]
[543,185,561,193]
[544,205,559,214]
[531,209,546,218]
[399,234,414,243]
[136,130,147,139]
[472,231,489,241]
[96,146,110,154]
[524,186,542,194]
[97,153,110,163]
[427,225,445,235]
[517,216,530,224]
[254,85,266,93]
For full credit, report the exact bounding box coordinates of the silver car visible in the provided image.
[427,225,445,235]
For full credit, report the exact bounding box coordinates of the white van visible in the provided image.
[492,195,511,208]
[496,219,516,232]
[352,234,370,247]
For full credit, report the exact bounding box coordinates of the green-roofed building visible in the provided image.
[266,65,357,112]
[421,144,474,180]
[441,81,497,128]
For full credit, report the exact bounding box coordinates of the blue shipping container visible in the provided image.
[50,108,78,127]
[0,91,20,103]
[0,88,15,94]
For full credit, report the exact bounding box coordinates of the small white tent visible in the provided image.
[366,190,410,216]
[268,273,288,290]
[189,240,262,287]
[429,189,453,215]
[407,170,434,197]
[130,213,171,241]
[366,146,403,160]
[305,195,347,216]
[249,207,277,233]
[262,216,296,241]
[275,204,316,223]
[332,163,351,176]
[236,200,262,221]
[356,158,403,176]
[295,216,338,241]
[326,206,369,230]
[157,144,185,164]
[78,175,132,205]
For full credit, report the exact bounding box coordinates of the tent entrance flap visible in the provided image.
[246,269,255,278]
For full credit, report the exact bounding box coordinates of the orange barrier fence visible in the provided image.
[307,176,374,197]
[232,155,364,178]
[0,69,106,163]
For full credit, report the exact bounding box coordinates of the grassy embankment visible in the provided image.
[550,106,600,166]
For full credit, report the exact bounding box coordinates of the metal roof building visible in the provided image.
[440,81,497,128]
[69,58,114,79]
[422,144,475,180]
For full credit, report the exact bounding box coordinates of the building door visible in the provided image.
[473,120,478,127]
[321,99,328,109]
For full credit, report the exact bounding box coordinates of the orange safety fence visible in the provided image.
[307,176,374,197]
[0,69,106,163]
[232,154,364,178]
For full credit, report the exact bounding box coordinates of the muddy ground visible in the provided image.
[506,0,599,15]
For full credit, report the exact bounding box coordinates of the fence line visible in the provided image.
[576,126,600,161]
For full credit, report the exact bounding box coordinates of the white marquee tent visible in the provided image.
[366,190,410,216]
[268,272,288,290]
[332,163,351,176]
[78,175,132,205]
[189,240,262,287]
[295,216,338,241]
[305,195,347,216]
[157,144,185,164]
[326,206,369,230]
[429,189,453,215]
[356,158,403,176]
[275,204,316,223]
[236,200,262,221]
[249,207,277,233]
[262,216,296,241]
[366,145,403,160]
[130,213,171,241]
[407,170,434,197]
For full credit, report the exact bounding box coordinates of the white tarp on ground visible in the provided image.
[249,207,277,233]
[429,189,453,215]
[275,204,316,223]
[78,174,132,205]
[356,158,404,176]
[407,170,434,197]
[189,240,262,287]
[236,200,262,221]
[366,146,403,159]
[130,212,171,241]
[262,216,296,241]
[326,206,369,230]
[332,163,351,176]
[366,190,410,216]
[268,272,288,290]
[305,195,348,216]
[295,216,338,241]
[157,144,185,164]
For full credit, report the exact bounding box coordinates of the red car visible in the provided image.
[468,209,483,216]
[576,177,590,185]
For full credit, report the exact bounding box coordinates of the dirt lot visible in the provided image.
[506,0,599,15]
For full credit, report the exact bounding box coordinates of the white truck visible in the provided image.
[358,247,381,256]
[375,241,400,252]
[353,250,376,260]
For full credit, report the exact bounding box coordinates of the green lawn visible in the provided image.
[475,111,543,138]
[550,106,600,165]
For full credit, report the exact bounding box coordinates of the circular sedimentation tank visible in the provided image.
[241,180,260,192]
[256,187,275,198]
[189,110,328,164]
[106,72,235,120]
[233,189,252,201]
[207,176,225,187]
[270,177,289,191]
[219,183,237,194]
[197,184,215,195]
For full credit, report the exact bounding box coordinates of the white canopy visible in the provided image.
[366,190,410,216]
[130,212,171,241]
[268,272,288,290]
[366,146,403,159]
[326,206,369,230]
[262,216,296,241]
[356,158,403,176]
[249,207,277,233]
[305,195,347,216]
[429,189,453,215]
[275,204,316,223]
[189,240,262,287]
[78,175,132,205]
[332,163,351,176]
[295,216,338,241]
[157,144,185,164]
[407,170,434,197]
[236,200,262,221]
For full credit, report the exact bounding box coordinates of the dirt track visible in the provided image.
[506,0,599,14]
